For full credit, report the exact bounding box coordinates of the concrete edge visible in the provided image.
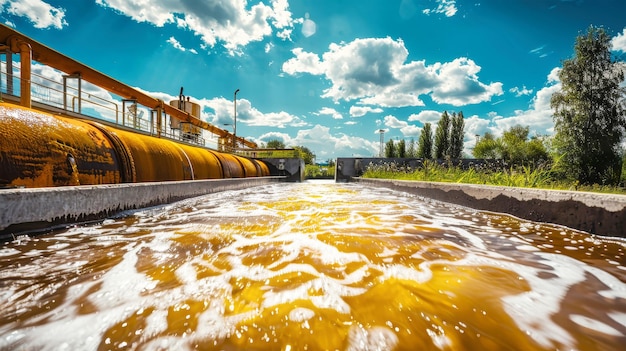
[354,178,626,238]
[0,177,283,241]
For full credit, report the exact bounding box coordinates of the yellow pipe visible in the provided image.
[0,103,271,188]
[0,103,122,187]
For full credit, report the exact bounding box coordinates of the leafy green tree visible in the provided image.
[293,146,315,165]
[500,125,530,163]
[406,138,416,158]
[473,127,549,164]
[472,132,500,159]
[550,26,626,185]
[266,139,286,149]
[385,139,396,158]
[418,123,433,159]
[434,111,451,159]
[397,139,406,158]
[449,112,465,159]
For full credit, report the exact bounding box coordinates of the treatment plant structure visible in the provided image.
[0,24,303,239]
[0,24,625,241]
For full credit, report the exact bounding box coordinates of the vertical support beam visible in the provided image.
[9,37,31,108]
[5,50,13,95]
[63,74,82,113]
[155,101,163,138]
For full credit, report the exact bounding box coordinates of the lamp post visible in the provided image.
[233,88,240,149]
[377,129,385,157]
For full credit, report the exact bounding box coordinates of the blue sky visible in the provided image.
[2,0,626,162]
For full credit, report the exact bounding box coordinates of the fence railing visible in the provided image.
[0,60,217,149]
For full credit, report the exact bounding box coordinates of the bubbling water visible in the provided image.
[0,181,625,350]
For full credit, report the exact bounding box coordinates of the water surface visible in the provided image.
[1,181,625,350]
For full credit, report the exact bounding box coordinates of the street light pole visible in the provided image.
[377,129,385,157]
[233,88,240,150]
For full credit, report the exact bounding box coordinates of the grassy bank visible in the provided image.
[362,160,626,195]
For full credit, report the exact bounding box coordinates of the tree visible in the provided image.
[472,132,500,159]
[449,112,465,159]
[294,146,315,165]
[266,139,286,149]
[397,139,406,158]
[551,26,626,185]
[500,125,530,163]
[434,111,451,159]
[406,138,416,158]
[385,139,396,158]
[418,123,433,159]
[472,127,549,164]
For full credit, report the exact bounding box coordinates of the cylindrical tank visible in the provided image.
[177,143,223,179]
[0,103,271,188]
[212,152,245,178]
[108,128,191,182]
[0,103,122,188]
[236,155,259,177]
[256,160,271,176]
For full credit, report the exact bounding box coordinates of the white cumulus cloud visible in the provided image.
[166,37,198,54]
[0,0,67,29]
[422,0,457,17]
[349,105,384,117]
[282,37,503,108]
[383,115,421,137]
[96,0,298,55]
[317,107,343,119]
[611,27,626,53]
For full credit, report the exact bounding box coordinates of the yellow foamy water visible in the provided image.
[1,181,625,350]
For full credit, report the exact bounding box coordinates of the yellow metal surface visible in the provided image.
[236,156,260,177]
[0,103,121,187]
[213,152,245,178]
[109,129,190,182]
[0,103,271,188]
[177,144,223,179]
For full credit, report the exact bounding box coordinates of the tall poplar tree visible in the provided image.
[434,111,451,159]
[418,123,433,159]
[397,139,406,158]
[449,112,465,159]
[551,26,626,185]
[385,139,396,158]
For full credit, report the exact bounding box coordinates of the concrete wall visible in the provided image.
[355,178,626,238]
[0,177,281,241]
[261,158,305,182]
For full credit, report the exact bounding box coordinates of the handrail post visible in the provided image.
[9,36,31,108]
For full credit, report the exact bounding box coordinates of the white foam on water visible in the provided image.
[570,314,623,336]
[0,247,20,257]
[289,307,315,322]
[2,182,625,350]
[345,325,399,351]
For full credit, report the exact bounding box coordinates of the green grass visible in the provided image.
[305,164,335,179]
[362,160,626,195]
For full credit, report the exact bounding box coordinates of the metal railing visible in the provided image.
[0,60,218,150]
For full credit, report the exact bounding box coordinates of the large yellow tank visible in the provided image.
[108,128,191,182]
[256,160,271,176]
[236,155,260,177]
[177,143,223,179]
[213,152,245,178]
[0,103,270,188]
[0,103,122,187]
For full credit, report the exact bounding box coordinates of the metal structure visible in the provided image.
[377,129,385,157]
[0,23,256,149]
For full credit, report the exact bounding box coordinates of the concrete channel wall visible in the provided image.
[0,177,282,241]
[355,178,626,238]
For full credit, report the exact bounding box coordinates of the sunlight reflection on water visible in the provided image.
[1,180,625,350]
